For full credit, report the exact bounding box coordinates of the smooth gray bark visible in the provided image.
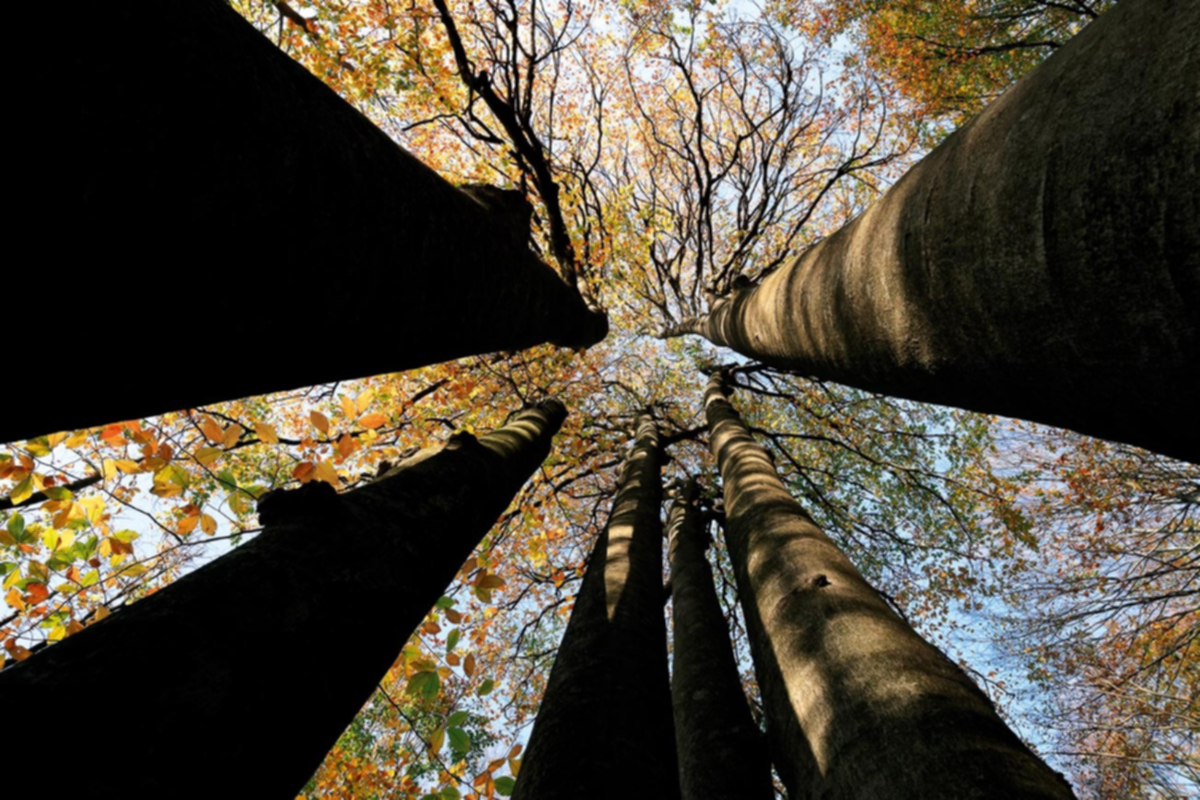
[513,415,679,800]
[671,0,1199,463]
[668,478,775,800]
[704,375,1076,799]
[4,0,605,445]
[0,401,567,798]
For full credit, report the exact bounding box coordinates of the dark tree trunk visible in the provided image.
[703,376,1076,799]
[4,0,606,445]
[513,415,679,800]
[671,0,1199,463]
[667,478,774,800]
[0,401,567,797]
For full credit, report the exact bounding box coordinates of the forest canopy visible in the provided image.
[2,0,1195,798]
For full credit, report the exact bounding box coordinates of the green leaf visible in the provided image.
[447,710,468,727]
[447,727,471,753]
[8,514,26,542]
[406,670,440,700]
[435,595,456,609]
[446,628,461,653]
[216,469,238,492]
[477,678,495,696]
[42,486,73,501]
[440,787,461,800]
[495,776,516,795]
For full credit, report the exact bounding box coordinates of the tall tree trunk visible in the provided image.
[667,478,774,800]
[513,415,679,800]
[0,401,567,797]
[670,0,1199,463]
[703,375,1076,799]
[5,0,606,446]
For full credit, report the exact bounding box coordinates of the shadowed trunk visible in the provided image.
[670,0,1199,463]
[513,415,679,800]
[667,478,774,800]
[703,375,1076,799]
[4,0,606,445]
[0,401,567,797]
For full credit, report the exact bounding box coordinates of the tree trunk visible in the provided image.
[513,415,679,800]
[671,0,1199,463]
[0,401,567,797]
[4,0,606,445]
[703,375,1076,799]
[667,478,774,800]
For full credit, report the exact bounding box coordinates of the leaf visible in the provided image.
[477,678,494,696]
[340,394,357,420]
[292,462,315,483]
[314,460,339,487]
[177,516,199,535]
[221,424,244,449]
[200,416,224,445]
[429,725,446,753]
[25,582,49,605]
[356,389,375,415]
[476,573,506,590]
[254,422,280,444]
[440,787,461,800]
[200,514,217,535]
[444,608,463,624]
[447,710,469,727]
[406,670,439,700]
[8,476,33,506]
[446,628,461,652]
[310,411,331,436]
[195,447,223,467]
[359,412,388,429]
[495,777,516,796]
[463,654,476,677]
[5,587,25,612]
[447,727,471,753]
[336,433,356,459]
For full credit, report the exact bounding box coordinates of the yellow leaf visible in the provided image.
[95,606,110,621]
[195,447,223,467]
[314,460,339,487]
[310,411,330,436]
[103,458,118,480]
[356,389,375,415]
[200,514,217,535]
[64,431,89,449]
[48,624,66,642]
[115,459,141,474]
[430,726,446,753]
[66,619,84,636]
[254,422,280,444]
[5,587,25,612]
[8,476,33,505]
[359,412,388,429]
[340,394,356,419]
[46,431,68,449]
[222,424,244,449]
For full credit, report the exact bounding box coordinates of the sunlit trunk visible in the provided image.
[672,0,1199,463]
[0,401,567,797]
[513,414,679,800]
[704,375,1076,799]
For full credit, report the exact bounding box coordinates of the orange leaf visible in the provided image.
[254,422,280,444]
[221,424,244,449]
[463,654,476,677]
[314,460,339,487]
[293,462,316,483]
[25,582,49,605]
[200,416,224,445]
[337,433,356,459]
[359,412,388,429]
[5,588,25,612]
[310,411,331,436]
[177,516,199,535]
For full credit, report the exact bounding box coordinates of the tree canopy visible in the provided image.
[3,0,1196,797]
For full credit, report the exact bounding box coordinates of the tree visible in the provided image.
[4,0,606,445]
[666,0,1199,463]
[704,373,1074,798]
[0,400,565,796]
[512,414,678,800]
[667,478,774,800]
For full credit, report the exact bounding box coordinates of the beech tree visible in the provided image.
[667,478,774,800]
[704,373,1075,798]
[512,415,678,800]
[4,0,605,445]
[0,401,566,796]
[663,0,1199,462]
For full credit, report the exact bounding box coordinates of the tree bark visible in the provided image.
[513,415,679,800]
[667,478,774,800]
[670,0,1199,463]
[4,0,606,445]
[0,401,567,798]
[703,375,1076,799]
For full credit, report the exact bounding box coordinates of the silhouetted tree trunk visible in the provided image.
[513,415,679,800]
[5,0,606,445]
[0,401,567,797]
[667,478,774,800]
[671,0,1199,463]
[703,375,1076,799]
